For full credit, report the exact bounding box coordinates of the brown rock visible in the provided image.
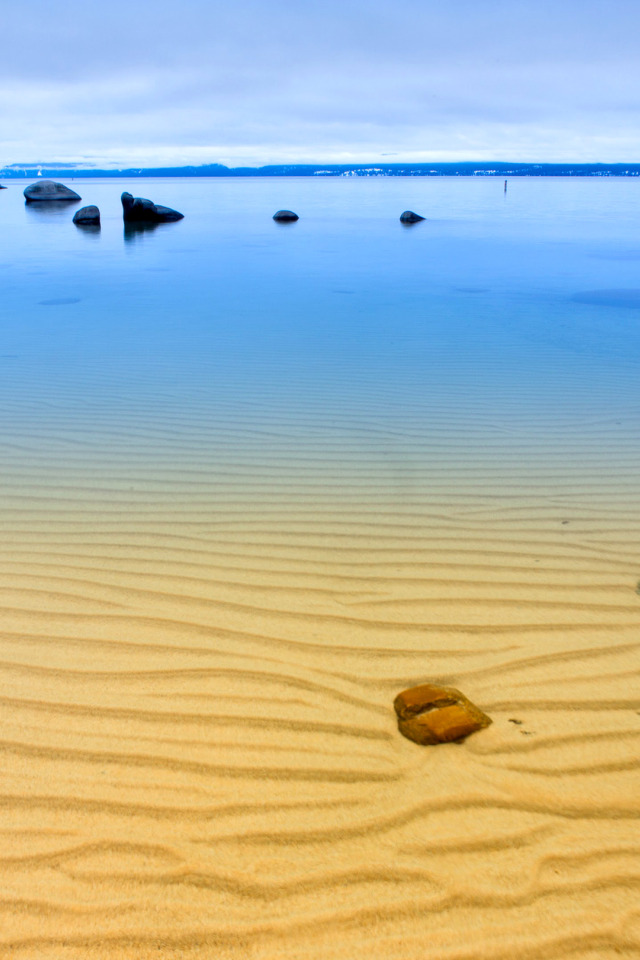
[394,683,491,745]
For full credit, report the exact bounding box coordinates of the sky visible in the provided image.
[1,0,639,167]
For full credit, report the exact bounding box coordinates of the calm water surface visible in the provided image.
[1,176,639,514]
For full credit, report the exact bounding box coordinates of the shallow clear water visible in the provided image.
[1,176,640,510]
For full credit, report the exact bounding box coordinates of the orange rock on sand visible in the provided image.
[394,683,492,745]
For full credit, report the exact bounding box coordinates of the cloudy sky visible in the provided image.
[2,0,639,167]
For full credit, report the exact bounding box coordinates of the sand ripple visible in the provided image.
[0,366,639,959]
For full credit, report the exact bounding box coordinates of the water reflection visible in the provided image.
[123,221,161,244]
[124,220,182,244]
[74,222,101,238]
[25,199,80,219]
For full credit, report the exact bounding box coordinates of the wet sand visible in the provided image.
[1,360,639,959]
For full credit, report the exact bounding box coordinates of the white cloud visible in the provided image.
[2,0,640,165]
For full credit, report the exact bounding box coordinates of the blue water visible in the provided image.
[1,176,640,513]
[4,176,640,370]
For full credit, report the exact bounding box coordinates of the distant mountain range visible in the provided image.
[2,162,640,178]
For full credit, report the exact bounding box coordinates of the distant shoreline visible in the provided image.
[2,161,640,179]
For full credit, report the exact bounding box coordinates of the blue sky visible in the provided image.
[2,0,639,166]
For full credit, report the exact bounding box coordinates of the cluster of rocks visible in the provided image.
[22,181,185,227]
[19,182,428,227]
[121,191,183,223]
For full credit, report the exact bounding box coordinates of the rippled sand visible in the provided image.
[1,361,639,960]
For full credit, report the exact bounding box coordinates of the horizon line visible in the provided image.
[3,160,640,179]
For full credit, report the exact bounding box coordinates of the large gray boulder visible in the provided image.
[24,180,81,202]
[73,205,100,225]
[121,192,183,223]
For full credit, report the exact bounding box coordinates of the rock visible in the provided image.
[399,210,425,223]
[394,683,491,745]
[273,209,299,221]
[24,180,81,202]
[73,205,100,225]
[121,192,184,223]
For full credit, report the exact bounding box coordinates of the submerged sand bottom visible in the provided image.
[0,367,639,959]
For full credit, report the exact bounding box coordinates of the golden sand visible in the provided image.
[1,374,639,959]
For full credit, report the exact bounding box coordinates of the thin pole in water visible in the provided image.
[504,179,508,193]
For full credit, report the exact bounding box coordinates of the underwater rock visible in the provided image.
[394,683,491,745]
[24,180,81,202]
[399,210,425,223]
[273,209,299,221]
[73,205,100,225]
[121,192,184,223]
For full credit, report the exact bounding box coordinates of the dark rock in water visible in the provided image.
[0,184,6,189]
[399,210,425,223]
[121,192,183,223]
[394,683,491,745]
[73,205,100,225]
[24,180,81,202]
[273,209,299,221]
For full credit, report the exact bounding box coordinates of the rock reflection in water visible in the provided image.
[123,221,161,243]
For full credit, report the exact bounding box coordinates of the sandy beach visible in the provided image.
[3,0,640,943]
[1,358,639,960]
[2,0,640,938]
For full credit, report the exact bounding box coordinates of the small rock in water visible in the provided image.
[24,180,81,202]
[273,209,299,221]
[399,210,425,223]
[394,683,491,745]
[73,205,100,225]
[121,192,184,223]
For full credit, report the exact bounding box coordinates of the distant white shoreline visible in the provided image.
[3,162,640,180]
